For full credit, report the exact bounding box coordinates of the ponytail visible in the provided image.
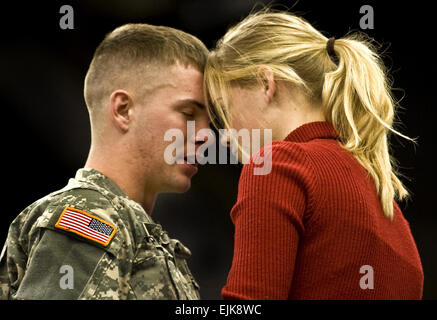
[322,34,415,219]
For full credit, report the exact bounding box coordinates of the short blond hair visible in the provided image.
[205,9,415,219]
[84,23,208,113]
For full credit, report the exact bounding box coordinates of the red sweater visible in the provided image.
[222,121,423,300]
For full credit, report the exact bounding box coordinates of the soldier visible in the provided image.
[0,23,210,299]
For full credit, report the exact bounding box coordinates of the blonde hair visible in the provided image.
[204,9,415,219]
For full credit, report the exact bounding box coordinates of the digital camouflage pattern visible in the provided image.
[0,168,200,300]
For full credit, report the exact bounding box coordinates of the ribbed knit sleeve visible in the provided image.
[222,141,317,300]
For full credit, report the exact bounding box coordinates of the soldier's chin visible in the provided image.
[169,176,192,193]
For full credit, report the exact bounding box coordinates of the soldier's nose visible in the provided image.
[220,133,231,147]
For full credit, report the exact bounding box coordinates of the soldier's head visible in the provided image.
[84,24,210,195]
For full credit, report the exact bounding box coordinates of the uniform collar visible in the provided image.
[284,121,339,143]
[74,168,127,198]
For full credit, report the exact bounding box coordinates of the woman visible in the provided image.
[204,10,424,299]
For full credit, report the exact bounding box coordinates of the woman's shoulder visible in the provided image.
[240,137,344,190]
[247,139,319,169]
[270,137,347,167]
[241,139,316,181]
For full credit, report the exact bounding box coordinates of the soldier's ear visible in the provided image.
[109,90,133,132]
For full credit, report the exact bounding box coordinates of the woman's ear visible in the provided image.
[257,66,276,104]
[109,90,132,132]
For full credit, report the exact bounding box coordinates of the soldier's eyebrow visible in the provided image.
[177,99,205,110]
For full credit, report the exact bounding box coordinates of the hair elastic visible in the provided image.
[326,37,338,64]
[326,37,336,55]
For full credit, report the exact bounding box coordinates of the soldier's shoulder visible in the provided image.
[45,187,120,224]
[15,186,114,226]
[11,187,123,255]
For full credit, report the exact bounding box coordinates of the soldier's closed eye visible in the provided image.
[181,109,194,118]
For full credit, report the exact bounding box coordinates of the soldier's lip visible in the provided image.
[182,156,198,166]
[179,158,199,176]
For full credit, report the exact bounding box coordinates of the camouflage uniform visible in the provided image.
[0,168,200,300]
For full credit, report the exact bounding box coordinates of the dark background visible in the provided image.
[0,0,435,299]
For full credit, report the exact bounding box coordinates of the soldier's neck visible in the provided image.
[84,150,157,215]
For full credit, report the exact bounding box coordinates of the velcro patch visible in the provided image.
[55,207,117,247]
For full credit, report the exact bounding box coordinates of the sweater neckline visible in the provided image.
[283,121,339,143]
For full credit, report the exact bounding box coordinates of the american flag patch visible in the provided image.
[55,207,117,246]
